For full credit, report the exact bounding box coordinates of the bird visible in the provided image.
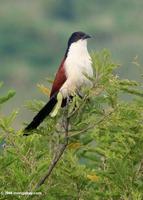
[24,31,93,134]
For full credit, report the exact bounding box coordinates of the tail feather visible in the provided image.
[23,95,57,135]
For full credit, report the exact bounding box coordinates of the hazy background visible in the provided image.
[0,0,143,127]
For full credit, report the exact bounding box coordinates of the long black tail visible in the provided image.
[23,95,57,135]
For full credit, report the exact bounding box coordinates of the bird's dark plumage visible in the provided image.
[23,94,57,135]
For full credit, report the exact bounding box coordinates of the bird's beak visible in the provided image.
[83,34,91,39]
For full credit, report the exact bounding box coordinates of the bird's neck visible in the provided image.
[60,39,93,98]
[66,39,89,59]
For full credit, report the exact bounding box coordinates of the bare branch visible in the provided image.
[35,78,107,189]
[35,107,69,189]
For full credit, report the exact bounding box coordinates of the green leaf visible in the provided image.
[0,90,16,104]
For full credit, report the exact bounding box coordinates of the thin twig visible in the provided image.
[35,75,107,189]
[68,85,104,120]
[67,94,89,119]
[68,110,114,139]
[35,108,69,189]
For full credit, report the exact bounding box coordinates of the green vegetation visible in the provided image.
[0,0,142,124]
[0,50,143,199]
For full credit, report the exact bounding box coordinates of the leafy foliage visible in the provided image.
[0,50,143,200]
[0,82,15,105]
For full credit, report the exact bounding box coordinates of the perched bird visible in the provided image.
[24,31,93,134]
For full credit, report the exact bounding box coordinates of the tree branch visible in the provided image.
[35,82,107,189]
[68,110,114,139]
[35,108,69,189]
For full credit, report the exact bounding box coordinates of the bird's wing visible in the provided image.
[50,59,67,98]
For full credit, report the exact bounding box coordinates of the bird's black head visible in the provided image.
[64,31,91,58]
[67,31,91,47]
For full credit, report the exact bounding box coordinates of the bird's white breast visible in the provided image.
[60,39,93,97]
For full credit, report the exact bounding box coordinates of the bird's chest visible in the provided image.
[64,52,93,86]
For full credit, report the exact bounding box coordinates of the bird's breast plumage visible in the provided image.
[60,39,93,97]
[64,53,93,87]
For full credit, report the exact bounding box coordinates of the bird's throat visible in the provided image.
[60,39,93,98]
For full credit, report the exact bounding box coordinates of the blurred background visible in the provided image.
[0,0,143,128]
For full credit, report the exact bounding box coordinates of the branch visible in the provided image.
[68,110,114,139]
[67,94,89,119]
[35,79,105,189]
[35,108,69,189]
